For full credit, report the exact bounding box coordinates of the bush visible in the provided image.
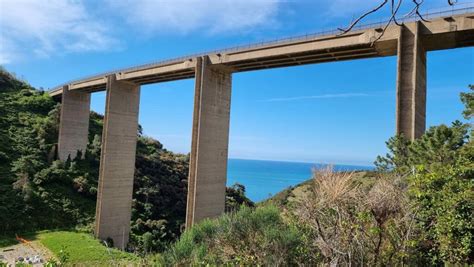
[409,146,473,264]
[374,85,474,264]
[294,167,416,266]
[163,205,306,265]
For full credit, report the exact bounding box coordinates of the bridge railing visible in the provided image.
[50,3,474,93]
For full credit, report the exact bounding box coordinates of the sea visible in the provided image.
[226,158,374,202]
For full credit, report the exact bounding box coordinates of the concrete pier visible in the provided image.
[396,22,427,140]
[95,75,140,249]
[58,85,91,160]
[186,57,233,228]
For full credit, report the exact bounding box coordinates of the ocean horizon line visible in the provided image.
[228,157,374,169]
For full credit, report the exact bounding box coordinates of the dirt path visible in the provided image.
[0,240,55,266]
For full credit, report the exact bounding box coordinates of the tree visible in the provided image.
[375,86,473,264]
[460,85,474,120]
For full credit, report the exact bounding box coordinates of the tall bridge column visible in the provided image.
[58,85,91,160]
[95,75,140,249]
[396,22,427,140]
[186,57,233,228]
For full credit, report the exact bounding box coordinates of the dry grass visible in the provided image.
[294,166,415,266]
[311,166,360,206]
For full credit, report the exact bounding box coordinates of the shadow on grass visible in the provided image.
[0,227,77,249]
[0,236,18,248]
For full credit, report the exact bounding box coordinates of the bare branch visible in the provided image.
[392,0,404,26]
[338,0,457,42]
[370,0,404,44]
[338,0,389,34]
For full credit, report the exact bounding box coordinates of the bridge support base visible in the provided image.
[186,57,232,228]
[95,75,140,250]
[58,85,90,161]
[396,22,427,140]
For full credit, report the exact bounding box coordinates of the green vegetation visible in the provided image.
[0,230,138,266]
[1,67,471,265]
[0,236,18,248]
[161,205,307,265]
[374,85,474,264]
[161,169,411,265]
[37,231,137,265]
[0,68,253,256]
[159,85,473,265]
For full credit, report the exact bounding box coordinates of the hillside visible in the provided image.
[262,171,379,210]
[0,68,472,265]
[0,68,252,255]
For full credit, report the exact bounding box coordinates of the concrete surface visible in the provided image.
[94,75,140,249]
[186,57,233,228]
[57,85,91,161]
[396,22,427,140]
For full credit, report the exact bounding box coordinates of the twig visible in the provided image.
[338,0,457,42]
[338,0,389,34]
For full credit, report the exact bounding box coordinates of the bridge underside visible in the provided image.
[228,44,379,71]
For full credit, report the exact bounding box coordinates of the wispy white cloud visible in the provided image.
[0,0,118,64]
[105,0,281,35]
[262,93,370,102]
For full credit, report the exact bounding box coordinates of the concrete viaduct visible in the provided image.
[49,9,474,248]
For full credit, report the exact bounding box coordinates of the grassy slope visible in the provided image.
[37,231,138,264]
[0,231,138,265]
[262,171,379,210]
[0,172,380,265]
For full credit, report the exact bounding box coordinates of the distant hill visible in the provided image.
[0,67,29,92]
[262,171,379,211]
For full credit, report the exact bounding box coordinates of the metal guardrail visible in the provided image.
[50,3,474,92]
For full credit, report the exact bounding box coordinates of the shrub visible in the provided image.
[409,148,473,264]
[225,183,255,212]
[294,167,416,266]
[163,205,306,265]
[373,85,474,264]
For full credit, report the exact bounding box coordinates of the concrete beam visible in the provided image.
[396,22,427,140]
[95,75,140,249]
[49,87,63,97]
[186,57,232,228]
[58,85,90,161]
[209,32,368,65]
[116,59,197,81]
[70,76,107,91]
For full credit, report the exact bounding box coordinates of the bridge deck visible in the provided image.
[49,7,474,97]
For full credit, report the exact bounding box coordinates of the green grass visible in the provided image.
[0,231,141,265]
[8,231,138,266]
[0,235,18,248]
[35,231,138,265]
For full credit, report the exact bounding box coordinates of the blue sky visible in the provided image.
[1,0,473,166]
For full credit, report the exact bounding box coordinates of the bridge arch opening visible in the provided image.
[426,47,474,127]
[227,56,397,201]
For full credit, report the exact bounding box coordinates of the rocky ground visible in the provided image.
[0,239,54,266]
